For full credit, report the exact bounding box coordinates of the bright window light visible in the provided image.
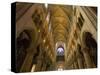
[57,47,64,56]
[45,3,48,8]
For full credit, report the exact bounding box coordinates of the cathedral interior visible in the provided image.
[15,2,97,72]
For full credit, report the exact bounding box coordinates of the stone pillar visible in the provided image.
[41,63,46,71]
[73,63,76,69]
[81,47,95,68]
[35,50,43,71]
[35,60,42,71]
[74,61,79,69]
[77,58,84,69]
[20,53,34,72]
[20,41,38,72]
[76,50,84,69]
[70,64,74,69]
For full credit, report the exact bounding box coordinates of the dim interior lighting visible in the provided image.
[51,54,52,56]
[45,3,48,8]
[47,46,48,49]
[38,29,40,32]
[43,39,46,43]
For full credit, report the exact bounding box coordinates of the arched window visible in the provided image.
[57,46,64,56]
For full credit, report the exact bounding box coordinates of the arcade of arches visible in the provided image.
[15,2,97,72]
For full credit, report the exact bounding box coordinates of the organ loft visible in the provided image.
[15,2,97,72]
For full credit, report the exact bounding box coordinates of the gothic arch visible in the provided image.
[82,31,97,67]
[82,31,97,49]
[16,28,39,72]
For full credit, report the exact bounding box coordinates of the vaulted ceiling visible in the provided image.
[48,4,73,46]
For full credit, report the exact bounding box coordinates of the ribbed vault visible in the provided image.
[48,5,73,45]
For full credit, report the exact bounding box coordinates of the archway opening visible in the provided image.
[16,30,31,72]
[83,32,97,67]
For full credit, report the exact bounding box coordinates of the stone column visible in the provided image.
[77,58,84,69]
[35,60,42,71]
[70,64,74,69]
[20,44,38,72]
[35,49,43,71]
[76,50,84,69]
[74,61,79,69]
[41,63,46,71]
[81,47,95,68]
[20,53,34,72]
